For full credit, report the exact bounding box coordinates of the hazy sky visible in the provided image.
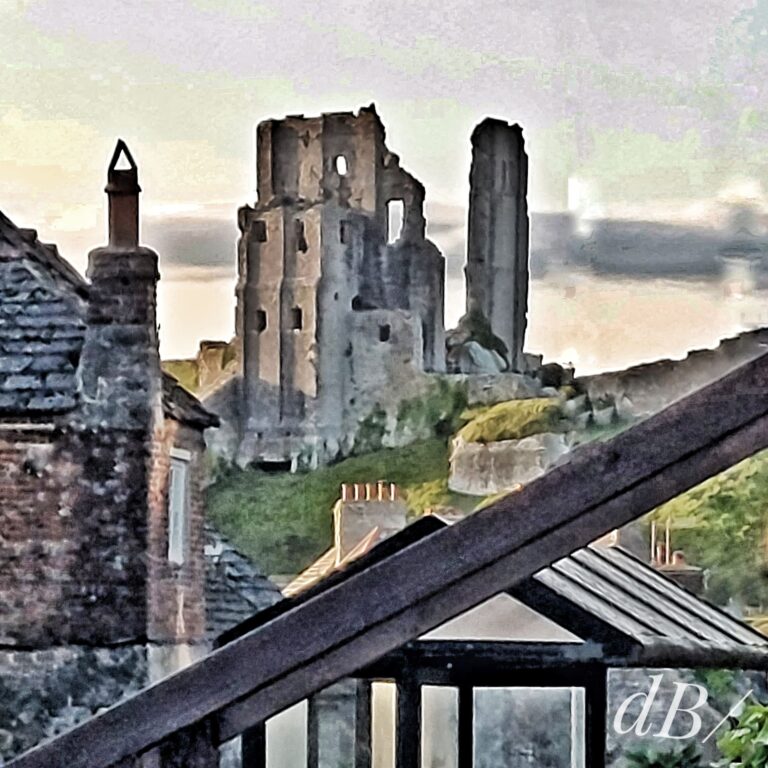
[3,0,768,363]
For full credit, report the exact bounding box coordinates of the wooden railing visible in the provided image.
[9,352,768,768]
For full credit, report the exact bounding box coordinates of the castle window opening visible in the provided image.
[335,155,348,176]
[255,310,267,333]
[386,199,404,244]
[295,219,308,252]
[167,449,191,565]
[379,324,391,342]
[291,306,303,331]
[253,219,267,242]
[340,220,350,244]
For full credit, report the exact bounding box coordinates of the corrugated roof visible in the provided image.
[536,544,768,649]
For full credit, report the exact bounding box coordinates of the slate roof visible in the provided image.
[0,210,217,428]
[204,523,282,639]
[0,217,87,416]
[162,373,219,429]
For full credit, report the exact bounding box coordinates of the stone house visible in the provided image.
[0,142,280,762]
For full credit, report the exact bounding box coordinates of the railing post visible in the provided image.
[396,674,421,768]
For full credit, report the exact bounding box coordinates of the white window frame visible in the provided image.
[167,448,192,565]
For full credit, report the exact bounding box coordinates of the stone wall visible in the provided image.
[0,645,149,763]
[449,432,571,496]
[581,327,768,419]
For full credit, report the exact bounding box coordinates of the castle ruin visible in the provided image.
[231,106,530,469]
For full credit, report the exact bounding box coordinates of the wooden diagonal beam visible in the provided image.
[11,353,768,768]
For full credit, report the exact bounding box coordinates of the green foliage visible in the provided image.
[354,405,388,454]
[649,449,768,607]
[206,439,475,574]
[221,340,238,368]
[716,701,768,766]
[692,668,738,712]
[455,398,564,445]
[625,743,702,768]
[396,378,469,438]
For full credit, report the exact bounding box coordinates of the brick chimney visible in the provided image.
[68,140,163,644]
[333,482,407,562]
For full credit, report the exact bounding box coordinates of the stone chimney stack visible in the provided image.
[79,140,161,429]
[69,141,162,643]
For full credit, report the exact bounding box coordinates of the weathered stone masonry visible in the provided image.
[236,106,445,468]
[466,118,530,372]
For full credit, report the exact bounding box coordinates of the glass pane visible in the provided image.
[372,682,396,768]
[474,687,573,768]
[267,700,307,768]
[422,686,458,768]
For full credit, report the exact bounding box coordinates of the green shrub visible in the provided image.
[716,701,768,766]
[625,743,702,768]
[649,449,768,607]
[396,378,469,438]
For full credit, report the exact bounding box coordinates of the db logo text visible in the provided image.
[613,673,752,742]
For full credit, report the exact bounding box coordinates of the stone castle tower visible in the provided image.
[236,105,445,468]
[466,119,530,372]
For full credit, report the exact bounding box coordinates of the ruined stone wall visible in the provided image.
[466,118,529,372]
[581,327,768,419]
[146,419,208,644]
[236,106,446,467]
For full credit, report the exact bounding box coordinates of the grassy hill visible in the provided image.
[206,438,481,575]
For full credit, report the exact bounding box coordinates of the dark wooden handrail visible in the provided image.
[10,352,768,768]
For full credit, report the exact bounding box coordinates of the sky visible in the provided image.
[3,0,768,367]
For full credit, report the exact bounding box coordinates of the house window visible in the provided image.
[255,309,267,333]
[291,306,303,330]
[167,449,191,565]
[379,324,391,342]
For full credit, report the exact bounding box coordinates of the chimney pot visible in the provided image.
[106,139,141,248]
